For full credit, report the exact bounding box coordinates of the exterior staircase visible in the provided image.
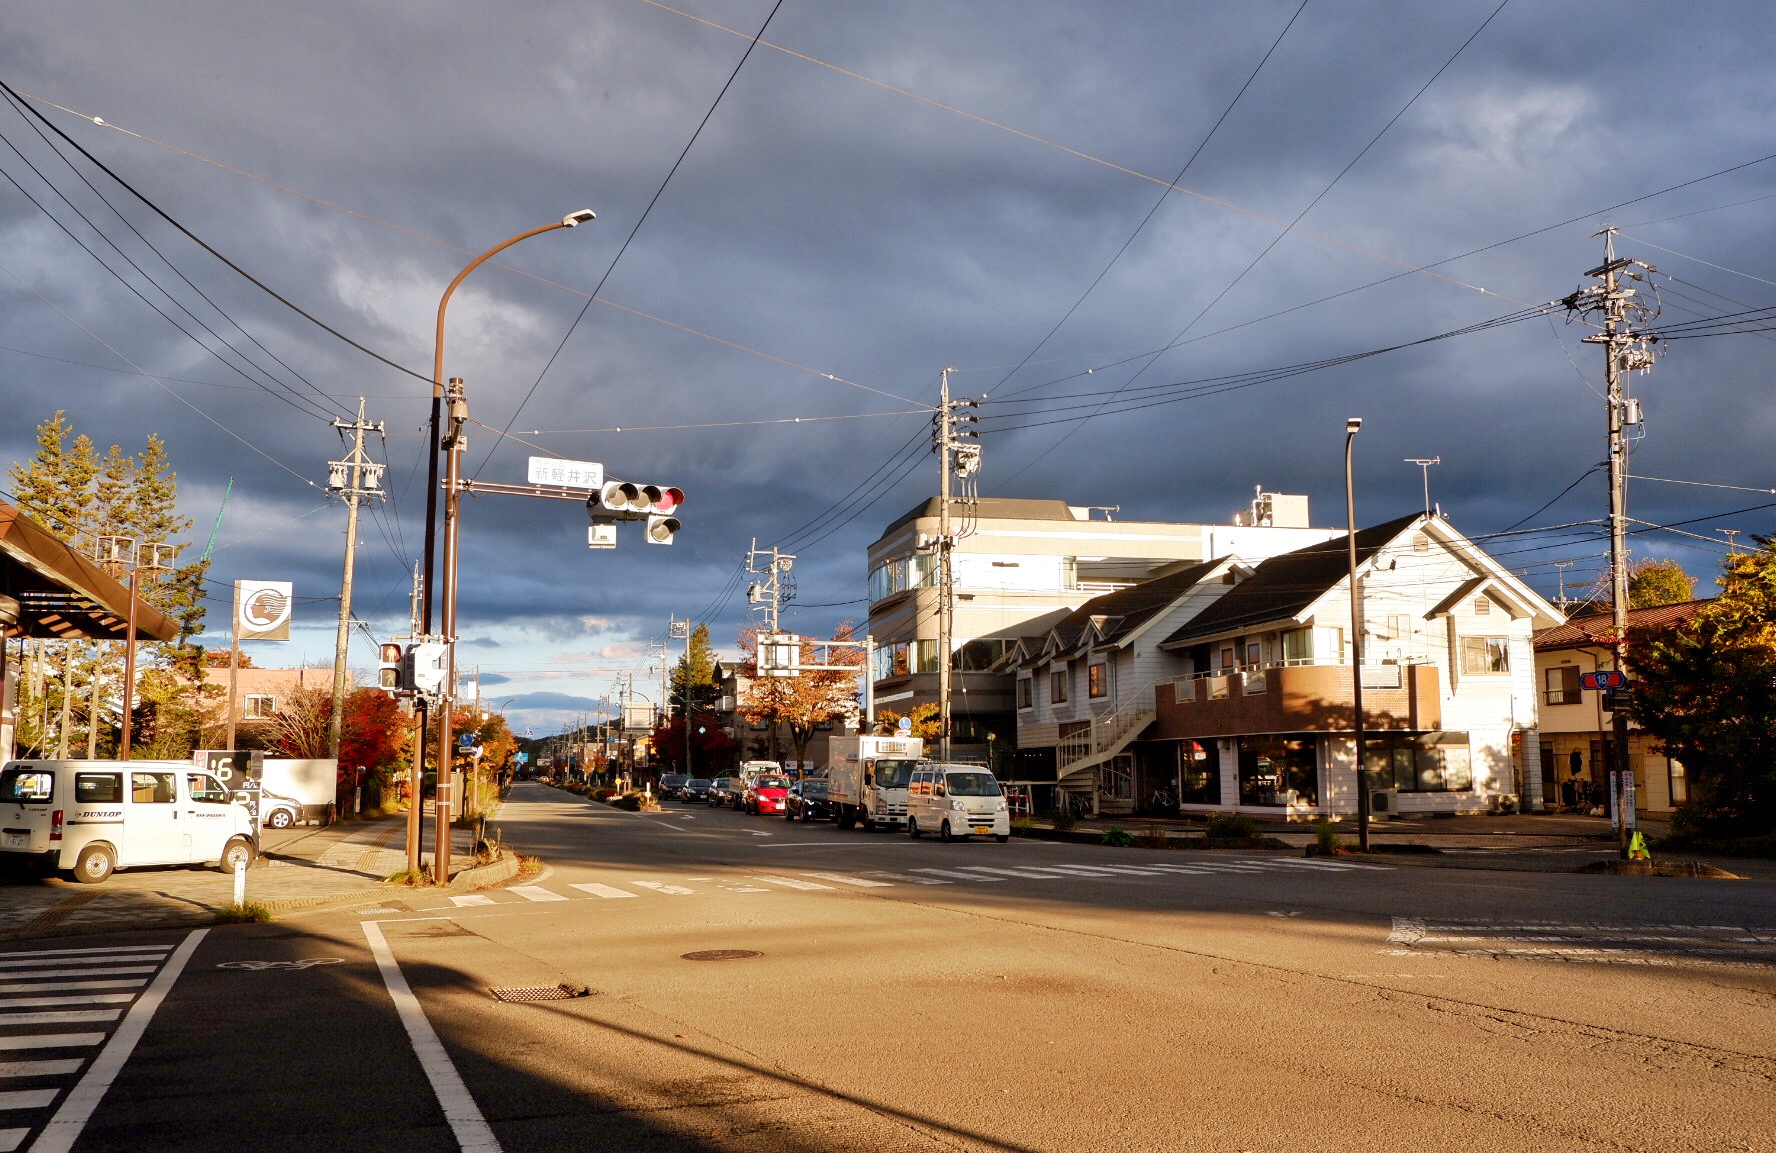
[1054,686,1159,815]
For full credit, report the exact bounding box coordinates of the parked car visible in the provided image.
[679,778,712,803]
[658,773,690,799]
[744,774,793,815]
[784,778,831,822]
[707,777,745,808]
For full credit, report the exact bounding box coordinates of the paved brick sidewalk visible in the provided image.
[0,810,487,939]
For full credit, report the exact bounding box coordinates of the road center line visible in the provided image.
[362,920,501,1153]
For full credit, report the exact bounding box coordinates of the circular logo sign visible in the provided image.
[235,581,293,636]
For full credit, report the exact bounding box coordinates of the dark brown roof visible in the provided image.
[1534,600,1708,649]
[0,502,178,641]
[1159,513,1423,648]
[1050,558,1222,648]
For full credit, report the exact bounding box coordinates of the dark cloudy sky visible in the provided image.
[1,1,1771,735]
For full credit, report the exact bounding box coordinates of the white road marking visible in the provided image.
[946,866,1063,881]
[753,877,835,891]
[0,1060,81,1078]
[801,872,893,888]
[0,994,132,1009]
[0,1035,103,1052]
[912,868,1004,882]
[0,955,162,971]
[362,920,502,1153]
[570,883,638,899]
[632,881,697,896]
[0,1089,55,1110]
[0,947,164,961]
[863,871,952,885]
[0,1011,121,1026]
[510,886,569,903]
[30,928,206,1153]
[0,967,157,980]
[0,980,144,994]
[449,894,496,907]
[0,1127,24,1152]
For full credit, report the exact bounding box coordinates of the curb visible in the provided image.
[447,850,521,891]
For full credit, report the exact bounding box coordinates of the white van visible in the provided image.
[0,760,258,883]
[905,763,1011,843]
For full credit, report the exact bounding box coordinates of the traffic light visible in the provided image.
[645,511,681,545]
[586,479,684,544]
[378,642,405,693]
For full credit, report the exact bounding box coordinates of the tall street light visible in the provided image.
[1345,417,1370,853]
[421,208,596,884]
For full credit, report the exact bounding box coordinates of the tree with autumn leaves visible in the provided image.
[735,623,864,771]
[1628,537,1776,839]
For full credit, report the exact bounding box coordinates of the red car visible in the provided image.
[744,774,793,814]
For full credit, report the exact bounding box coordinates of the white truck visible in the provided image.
[825,735,924,831]
[196,752,337,829]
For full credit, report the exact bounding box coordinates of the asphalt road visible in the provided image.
[4,781,1772,1152]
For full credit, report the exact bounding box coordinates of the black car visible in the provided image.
[784,778,832,822]
[680,778,712,803]
[659,773,690,799]
[707,777,745,808]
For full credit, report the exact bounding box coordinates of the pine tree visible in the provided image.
[669,622,718,711]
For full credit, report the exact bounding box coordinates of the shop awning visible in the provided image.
[0,503,178,642]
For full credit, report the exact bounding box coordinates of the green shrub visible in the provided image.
[1100,826,1136,848]
[1205,812,1259,840]
[610,792,662,812]
[213,901,273,924]
[1051,808,1077,832]
[1312,816,1343,855]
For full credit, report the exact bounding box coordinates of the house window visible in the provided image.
[1387,614,1411,641]
[1282,628,1313,664]
[1544,665,1581,705]
[1459,637,1510,674]
[1017,677,1033,709]
[1088,664,1107,698]
[1219,647,1235,671]
[1244,642,1261,666]
[1474,596,1491,616]
[1236,736,1318,806]
[1412,534,1429,553]
[1668,758,1688,805]
[1050,671,1069,704]
[244,694,278,719]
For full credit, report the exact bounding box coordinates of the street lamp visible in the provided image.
[1344,417,1370,853]
[418,209,596,885]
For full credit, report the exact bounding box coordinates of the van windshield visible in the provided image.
[0,768,53,804]
[946,772,1002,797]
[872,760,917,789]
[754,775,791,789]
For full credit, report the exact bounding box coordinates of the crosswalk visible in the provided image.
[402,855,1394,913]
[0,943,173,1152]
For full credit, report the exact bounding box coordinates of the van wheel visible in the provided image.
[72,843,114,884]
[907,818,921,839]
[995,834,1010,843]
[266,809,295,830]
[219,837,256,874]
[940,820,955,843]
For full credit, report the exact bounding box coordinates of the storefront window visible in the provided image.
[1178,740,1219,804]
[1237,736,1317,806]
[1363,733,1473,792]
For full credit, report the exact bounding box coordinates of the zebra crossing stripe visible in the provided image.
[0,1126,26,1152]
[0,980,145,994]
[0,995,133,1010]
[0,1035,103,1052]
[948,866,1063,880]
[0,1090,56,1110]
[753,877,835,891]
[801,872,893,888]
[1048,864,1171,877]
[912,868,1003,882]
[0,1060,81,1078]
[863,871,953,885]
[631,881,696,896]
[0,947,165,961]
[511,886,569,902]
[570,883,637,899]
[448,894,495,907]
[0,1011,121,1026]
[0,967,157,980]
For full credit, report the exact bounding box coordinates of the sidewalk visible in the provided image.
[0,807,508,940]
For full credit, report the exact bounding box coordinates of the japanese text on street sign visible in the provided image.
[528,457,604,489]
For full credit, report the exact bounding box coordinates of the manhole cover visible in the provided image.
[489,984,592,1003]
[681,949,762,962]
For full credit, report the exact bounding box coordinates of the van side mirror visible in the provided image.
[934,784,945,797]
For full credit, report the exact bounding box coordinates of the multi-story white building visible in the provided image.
[866,491,1343,757]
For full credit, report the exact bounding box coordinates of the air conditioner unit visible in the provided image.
[1369,787,1398,821]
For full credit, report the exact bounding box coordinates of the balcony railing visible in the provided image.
[1157,660,1439,737]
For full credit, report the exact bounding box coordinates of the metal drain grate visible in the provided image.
[681,949,762,962]
[489,984,591,1003]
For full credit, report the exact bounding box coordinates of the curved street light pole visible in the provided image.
[421,210,596,884]
[1345,417,1370,854]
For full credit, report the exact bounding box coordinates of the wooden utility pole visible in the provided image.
[327,398,386,771]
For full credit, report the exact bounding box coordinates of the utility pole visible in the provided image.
[930,368,981,761]
[404,564,425,874]
[670,615,692,776]
[327,398,386,773]
[1566,228,1657,858]
[747,541,795,633]
[1552,560,1575,611]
